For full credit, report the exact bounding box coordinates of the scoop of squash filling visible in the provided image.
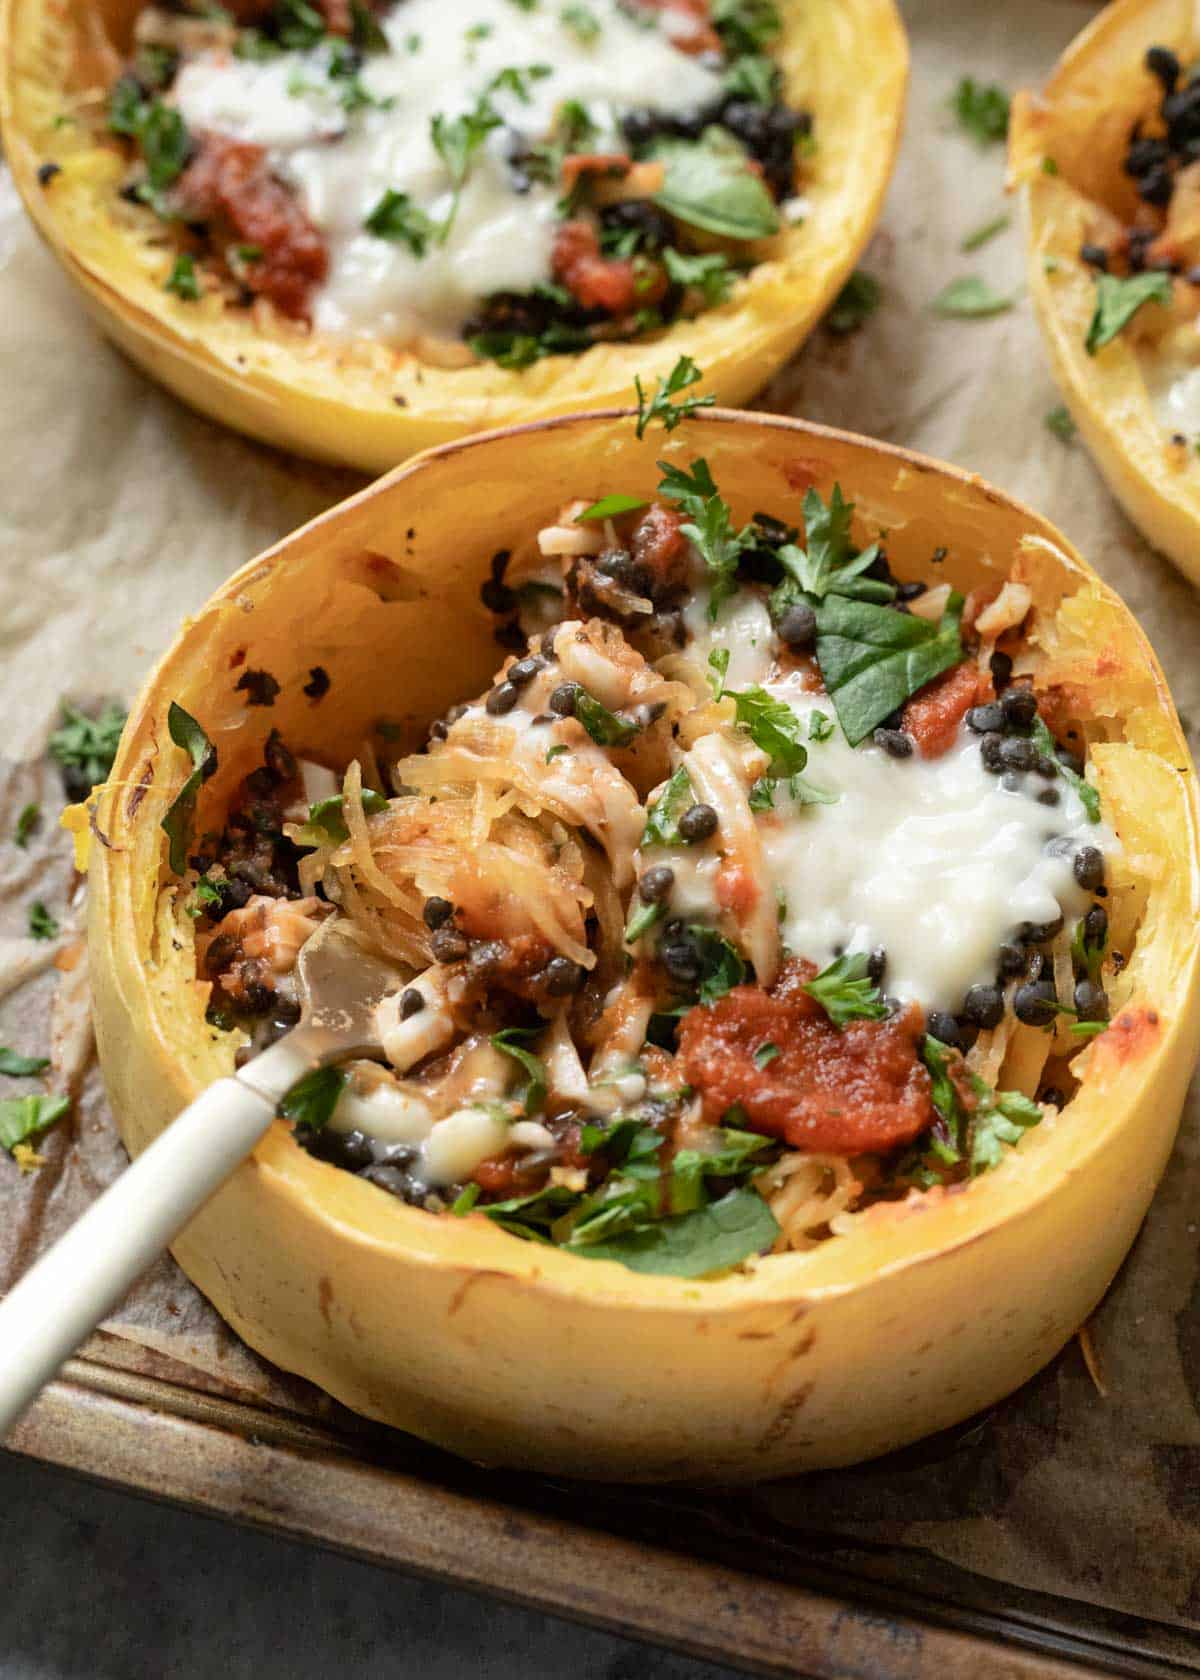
[178,464,1119,1279]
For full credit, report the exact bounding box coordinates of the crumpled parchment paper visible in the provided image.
[2,0,1199,1641]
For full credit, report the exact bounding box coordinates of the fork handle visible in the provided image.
[0,1043,309,1438]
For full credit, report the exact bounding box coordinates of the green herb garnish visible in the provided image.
[14,803,40,848]
[0,1049,51,1077]
[961,212,1010,252]
[28,902,58,941]
[48,702,127,794]
[491,1027,547,1115]
[652,127,780,240]
[641,765,695,846]
[826,270,881,334]
[364,190,435,254]
[161,702,217,875]
[656,456,750,615]
[951,77,1010,145]
[1084,271,1172,354]
[663,248,736,307]
[279,1065,346,1133]
[803,952,886,1028]
[931,276,1015,318]
[634,355,715,438]
[1044,403,1077,442]
[1031,718,1099,821]
[574,691,640,747]
[574,493,648,523]
[164,253,201,300]
[0,1093,70,1153]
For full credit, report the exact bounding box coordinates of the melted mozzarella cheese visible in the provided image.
[171,0,721,339]
[758,682,1110,1011]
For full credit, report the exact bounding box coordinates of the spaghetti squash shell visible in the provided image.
[87,410,1200,1481]
[0,0,906,472]
[1011,0,1200,586]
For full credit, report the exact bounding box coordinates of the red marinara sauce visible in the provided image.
[677,959,933,1154]
[901,660,982,759]
[176,136,328,319]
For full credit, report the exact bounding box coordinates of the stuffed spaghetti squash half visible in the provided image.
[1012,0,1200,587]
[84,407,1200,1482]
[0,0,906,471]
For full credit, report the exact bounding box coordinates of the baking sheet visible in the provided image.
[2,0,1200,1659]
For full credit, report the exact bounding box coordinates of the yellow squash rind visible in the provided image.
[0,0,907,471]
[1011,0,1200,586]
[87,410,1200,1481]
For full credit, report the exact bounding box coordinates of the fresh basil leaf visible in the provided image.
[1031,718,1099,821]
[652,129,780,240]
[568,1185,779,1276]
[0,1093,70,1152]
[574,493,648,523]
[279,1065,345,1133]
[483,1183,582,1243]
[814,592,964,747]
[641,765,694,846]
[803,952,886,1029]
[578,1118,663,1178]
[161,702,218,875]
[575,690,639,747]
[0,1049,50,1077]
[1085,271,1171,354]
[931,276,1014,318]
[491,1027,547,1115]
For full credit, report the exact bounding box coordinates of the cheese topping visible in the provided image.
[171,0,722,339]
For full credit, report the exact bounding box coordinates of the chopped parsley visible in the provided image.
[14,803,40,848]
[279,1065,345,1133]
[49,702,127,797]
[826,270,881,334]
[0,1093,70,1153]
[625,900,666,944]
[656,456,750,616]
[1044,403,1077,443]
[802,952,886,1028]
[1031,718,1100,821]
[634,355,715,438]
[753,1042,780,1069]
[931,276,1015,318]
[28,902,58,941]
[911,1037,1044,1177]
[431,96,503,243]
[663,248,736,307]
[560,3,599,42]
[0,1049,50,1077]
[107,80,192,213]
[641,765,695,846]
[951,77,1010,145]
[960,212,1010,253]
[1084,271,1172,354]
[164,253,201,300]
[186,876,224,919]
[364,189,436,255]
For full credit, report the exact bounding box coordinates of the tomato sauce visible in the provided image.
[177,136,328,319]
[631,504,689,591]
[677,959,933,1154]
[629,0,721,54]
[553,220,643,315]
[901,660,980,759]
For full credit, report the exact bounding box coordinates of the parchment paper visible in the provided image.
[3,0,1200,1647]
